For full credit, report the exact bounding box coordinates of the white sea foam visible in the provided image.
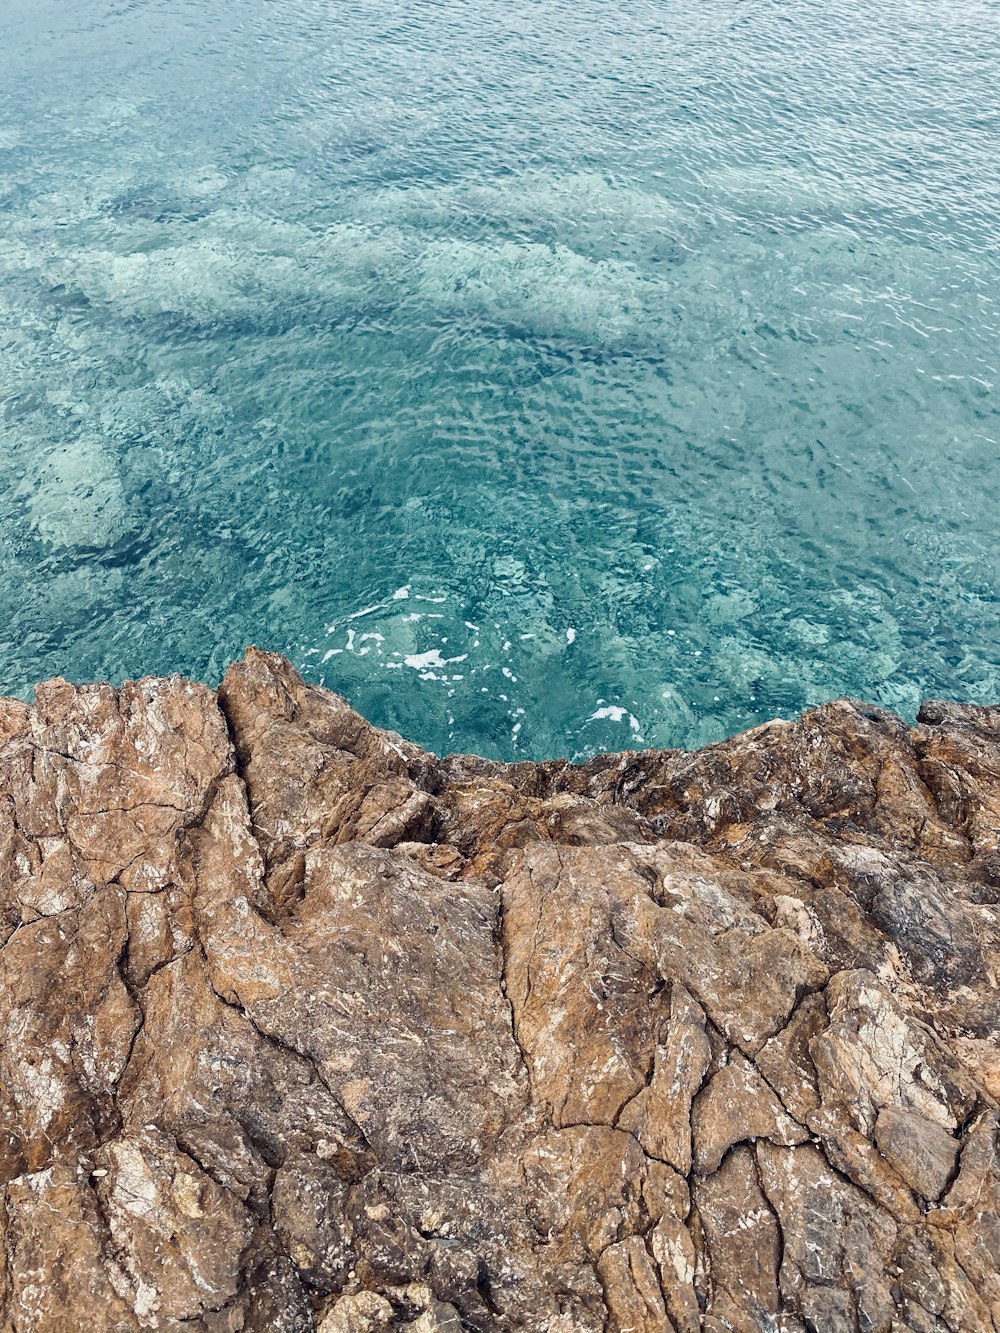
[588,705,642,735]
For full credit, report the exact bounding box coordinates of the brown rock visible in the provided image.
[691,1052,808,1174]
[597,1237,671,1333]
[692,1144,782,1325]
[874,1106,960,1201]
[0,649,997,1330]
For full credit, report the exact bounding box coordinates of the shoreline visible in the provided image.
[1,647,997,1330]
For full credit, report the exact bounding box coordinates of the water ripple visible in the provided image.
[1,0,998,757]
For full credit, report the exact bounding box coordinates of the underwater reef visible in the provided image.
[0,648,997,1331]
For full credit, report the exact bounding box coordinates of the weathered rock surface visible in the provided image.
[0,649,997,1332]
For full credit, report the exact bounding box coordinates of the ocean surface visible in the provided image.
[2,0,998,759]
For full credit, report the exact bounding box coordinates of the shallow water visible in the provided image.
[2,0,998,759]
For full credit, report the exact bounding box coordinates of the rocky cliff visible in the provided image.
[0,649,997,1333]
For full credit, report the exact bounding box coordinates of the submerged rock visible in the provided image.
[0,648,997,1332]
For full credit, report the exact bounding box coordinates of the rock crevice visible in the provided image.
[0,649,997,1332]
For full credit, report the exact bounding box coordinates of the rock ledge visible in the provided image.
[0,649,997,1332]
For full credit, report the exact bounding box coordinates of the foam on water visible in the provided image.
[2,0,999,759]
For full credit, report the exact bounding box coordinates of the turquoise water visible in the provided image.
[2,0,998,759]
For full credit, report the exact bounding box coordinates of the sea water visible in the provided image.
[2,0,998,759]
